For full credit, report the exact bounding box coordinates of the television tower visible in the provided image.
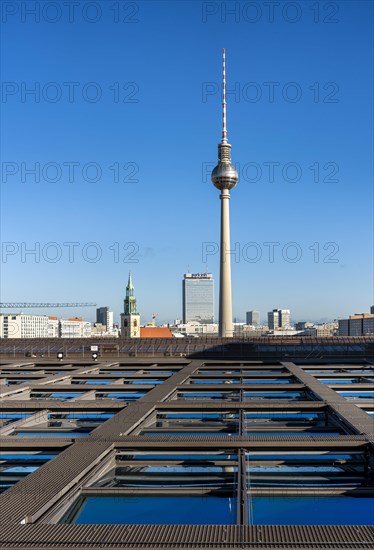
[211,48,239,338]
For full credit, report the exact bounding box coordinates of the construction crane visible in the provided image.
[0,303,97,308]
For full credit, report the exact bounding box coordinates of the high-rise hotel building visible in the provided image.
[182,273,214,324]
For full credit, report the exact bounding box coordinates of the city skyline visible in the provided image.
[1,2,373,324]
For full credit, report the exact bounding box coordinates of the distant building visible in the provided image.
[140,327,173,338]
[279,309,291,328]
[371,306,374,314]
[182,272,214,324]
[0,314,49,338]
[268,310,279,331]
[295,322,338,337]
[338,319,349,336]
[314,322,338,337]
[91,324,120,338]
[0,314,93,339]
[47,317,59,338]
[120,273,140,338]
[338,314,374,336]
[172,321,219,336]
[246,311,260,326]
[240,325,268,336]
[268,309,291,330]
[295,322,313,331]
[96,307,114,332]
[267,329,302,336]
[60,318,91,338]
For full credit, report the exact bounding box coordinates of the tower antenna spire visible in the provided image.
[222,48,227,144]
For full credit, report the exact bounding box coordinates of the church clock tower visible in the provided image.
[120,272,140,338]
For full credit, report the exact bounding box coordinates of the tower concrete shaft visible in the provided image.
[219,189,233,337]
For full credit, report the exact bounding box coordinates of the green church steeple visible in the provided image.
[124,272,138,315]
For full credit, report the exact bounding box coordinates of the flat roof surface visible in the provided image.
[0,354,373,548]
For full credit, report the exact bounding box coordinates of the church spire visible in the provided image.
[124,272,138,314]
[127,271,134,290]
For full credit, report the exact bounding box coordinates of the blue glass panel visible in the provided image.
[49,393,82,399]
[245,413,321,419]
[304,369,338,374]
[67,495,236,525]
[243,380,291,384]
[179,392,238,399]
[84,380,113,385]
[3,466,38,473]
[98,393,145,400]
[50,413,114,420]
[0,453,57,461]
[191,380,227,384]
[142,431,237,436]
[132,380,162,385]
[244,392,303,398]
[339,392,374,396]
[0,413,31,419]
[143,466,226,473]
[246,432,340,436]
[118,454,237,461]
[161,413,236,419]
[319,379,354,384]
[249,466,346,473]
[248,454,356,461]
[249,496,374,525]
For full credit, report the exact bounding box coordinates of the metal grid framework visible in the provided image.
[0,352,373,549]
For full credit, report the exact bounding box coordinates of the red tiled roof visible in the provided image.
[140,327,173,338]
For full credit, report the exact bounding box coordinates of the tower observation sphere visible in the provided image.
[211,151,239,190]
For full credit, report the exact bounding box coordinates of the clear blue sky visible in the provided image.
[1,0,373,324]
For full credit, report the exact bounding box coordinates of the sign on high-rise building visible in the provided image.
[182,273,214,324]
